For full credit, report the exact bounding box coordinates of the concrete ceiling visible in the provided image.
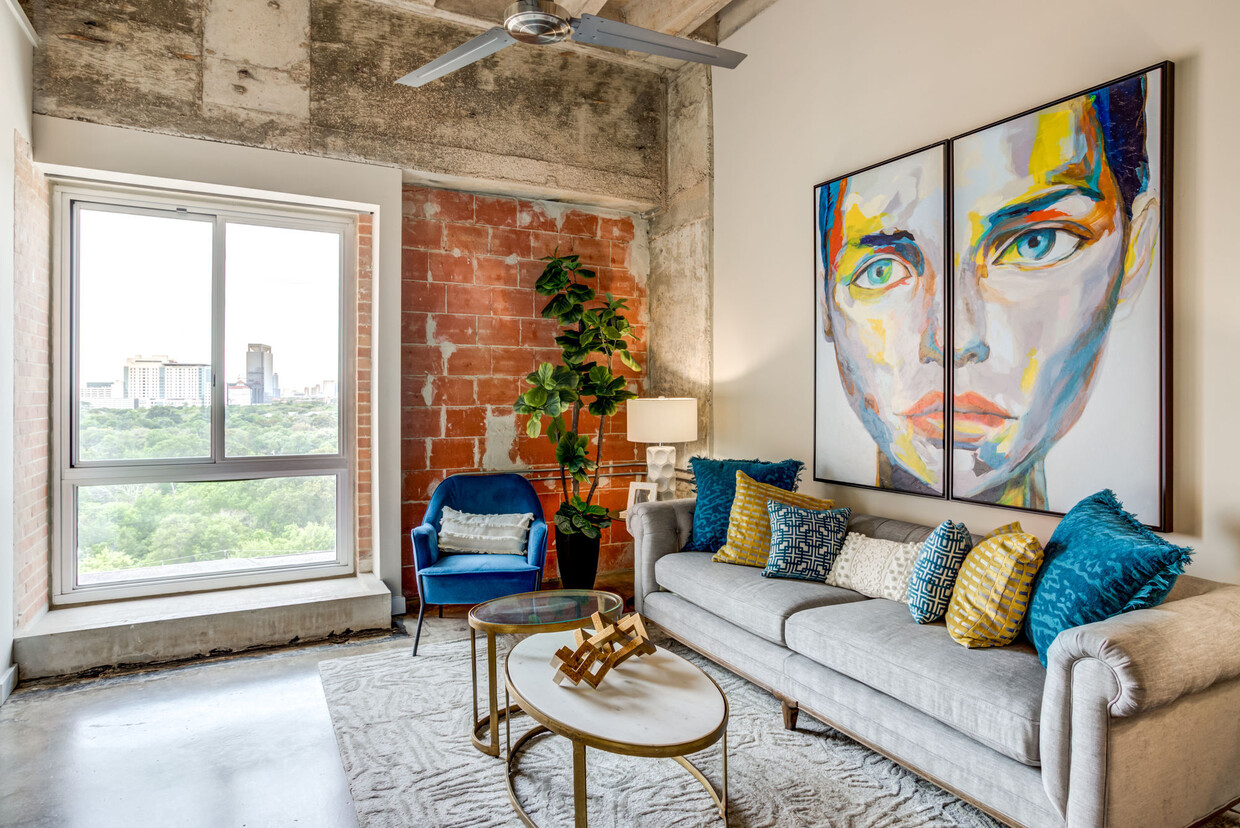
[389,0,779,70]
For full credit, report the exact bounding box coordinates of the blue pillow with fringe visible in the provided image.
[685,457,803,552]
[1025,489,1192,666]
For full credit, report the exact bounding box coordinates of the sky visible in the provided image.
[78,208,341,395]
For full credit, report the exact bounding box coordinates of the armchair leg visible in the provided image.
[438,605,443,619]
[412,602,427,657]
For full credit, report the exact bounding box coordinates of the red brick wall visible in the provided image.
[13,131,51,628]
[400,185,648,603]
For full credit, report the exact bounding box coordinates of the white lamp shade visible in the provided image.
[626,397,698,444]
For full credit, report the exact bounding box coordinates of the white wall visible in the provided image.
[713,0,1240,582]
[1,0,36,704]
[32,116,406,610]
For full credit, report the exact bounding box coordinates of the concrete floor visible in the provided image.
[0,611,472,828]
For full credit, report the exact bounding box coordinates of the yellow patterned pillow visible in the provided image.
[945,528,1044,648]
[712,471,833,567]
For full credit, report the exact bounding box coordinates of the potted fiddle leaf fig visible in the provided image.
[514,252,640,589]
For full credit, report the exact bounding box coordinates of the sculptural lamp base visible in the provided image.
[646,444,676,499]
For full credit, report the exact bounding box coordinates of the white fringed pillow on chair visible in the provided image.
[438,506,534,554]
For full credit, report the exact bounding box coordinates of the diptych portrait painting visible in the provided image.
[814,64,1170,528]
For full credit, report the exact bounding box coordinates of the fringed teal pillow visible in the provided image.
[1024,489,1193,666]
[684,457,803,552]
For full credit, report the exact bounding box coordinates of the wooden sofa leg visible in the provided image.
[781,699,799,731]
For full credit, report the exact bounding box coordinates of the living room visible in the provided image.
[2,0,1238,826]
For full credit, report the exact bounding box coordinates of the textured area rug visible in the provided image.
[321,636,1043,828]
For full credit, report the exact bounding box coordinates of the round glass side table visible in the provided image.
[468,589,622,757]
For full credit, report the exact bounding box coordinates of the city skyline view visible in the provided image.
[78,209,342,394]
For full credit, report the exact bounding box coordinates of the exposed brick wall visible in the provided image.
[400,185,648,604]
[13,131,51,627]
[354,214,373,571]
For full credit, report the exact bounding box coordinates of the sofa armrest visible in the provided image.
[629,498,695,614]
[1047,581,1240,718]
[1040,580,1240,821]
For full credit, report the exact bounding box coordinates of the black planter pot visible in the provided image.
[554,527,600,590]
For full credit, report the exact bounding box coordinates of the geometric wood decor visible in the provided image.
[549,612,656,689]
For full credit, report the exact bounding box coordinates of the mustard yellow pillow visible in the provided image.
[712,471,833,567]
[946,527,1044,648]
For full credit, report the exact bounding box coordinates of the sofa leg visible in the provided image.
[781,699,799,731]
[411,602,427,657]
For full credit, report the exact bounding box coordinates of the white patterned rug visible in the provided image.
[319,638,1240,828]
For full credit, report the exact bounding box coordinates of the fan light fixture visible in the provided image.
[396,0,747,88]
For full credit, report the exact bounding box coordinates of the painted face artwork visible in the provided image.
[814,71,1163,517]
[819,148,946,494]
[951,79,1159,508]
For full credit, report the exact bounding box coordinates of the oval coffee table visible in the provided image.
[503,629,728,827]
[468,590,622,757]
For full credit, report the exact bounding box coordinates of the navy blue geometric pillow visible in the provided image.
[684,457,803,552]
[1024,489,1192,666]
[907,520,972,623]
[763,503,851,582]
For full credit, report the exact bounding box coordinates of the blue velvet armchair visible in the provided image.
[410,473,548,655]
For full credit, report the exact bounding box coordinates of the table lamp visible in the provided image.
[626,397,698,498]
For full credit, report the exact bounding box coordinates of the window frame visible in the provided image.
[52,182,358,604]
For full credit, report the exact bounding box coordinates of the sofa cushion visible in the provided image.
[655,552,867,645]
[1026,489,1192,666]
[785,599,1045,766]
[713,472,833,567]
[684,457,803,552]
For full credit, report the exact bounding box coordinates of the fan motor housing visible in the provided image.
[504,0,572,44]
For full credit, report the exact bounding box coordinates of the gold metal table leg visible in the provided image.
[573,740,588,828]
[470,629,521,757]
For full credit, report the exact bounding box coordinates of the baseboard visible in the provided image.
[0,663,17,705]
[391,594,407,615]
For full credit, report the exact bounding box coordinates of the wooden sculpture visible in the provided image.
[550,612,657,688]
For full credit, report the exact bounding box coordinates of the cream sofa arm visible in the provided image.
[629,498,695,614]
[1040,579,1240,823]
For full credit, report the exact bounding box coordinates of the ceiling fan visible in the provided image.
[396,0,747,88]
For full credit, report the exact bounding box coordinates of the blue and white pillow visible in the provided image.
[762,502,851,582]
[907,520,972,623]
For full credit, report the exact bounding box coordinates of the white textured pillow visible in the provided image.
[438,506,535,555]
[825,532,922,601]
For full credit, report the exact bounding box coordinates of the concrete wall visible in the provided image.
[34,115,406,609]
[2,0,37,704]
[19,0,666,210]
[647,63,713,467]
[713,0,1240,582]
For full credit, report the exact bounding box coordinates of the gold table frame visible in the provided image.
[503,644,729,827]
[467,589,622,757]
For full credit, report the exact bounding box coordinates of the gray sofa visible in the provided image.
[629,499,1240,828]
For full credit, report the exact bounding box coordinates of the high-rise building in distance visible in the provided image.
[121,356,210,405]
[245,343,275,404]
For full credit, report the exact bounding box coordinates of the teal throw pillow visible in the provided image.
[762,503,851,582]
[1024,490,1192,666]
[907,520,972,623]
[685,457,803,552]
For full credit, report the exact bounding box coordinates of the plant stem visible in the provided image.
[586,414,606,504]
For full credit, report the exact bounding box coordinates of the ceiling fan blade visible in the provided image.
[396,27,517,87]
[570,14,746,69]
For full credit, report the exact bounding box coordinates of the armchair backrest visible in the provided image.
[422,473,546,534]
